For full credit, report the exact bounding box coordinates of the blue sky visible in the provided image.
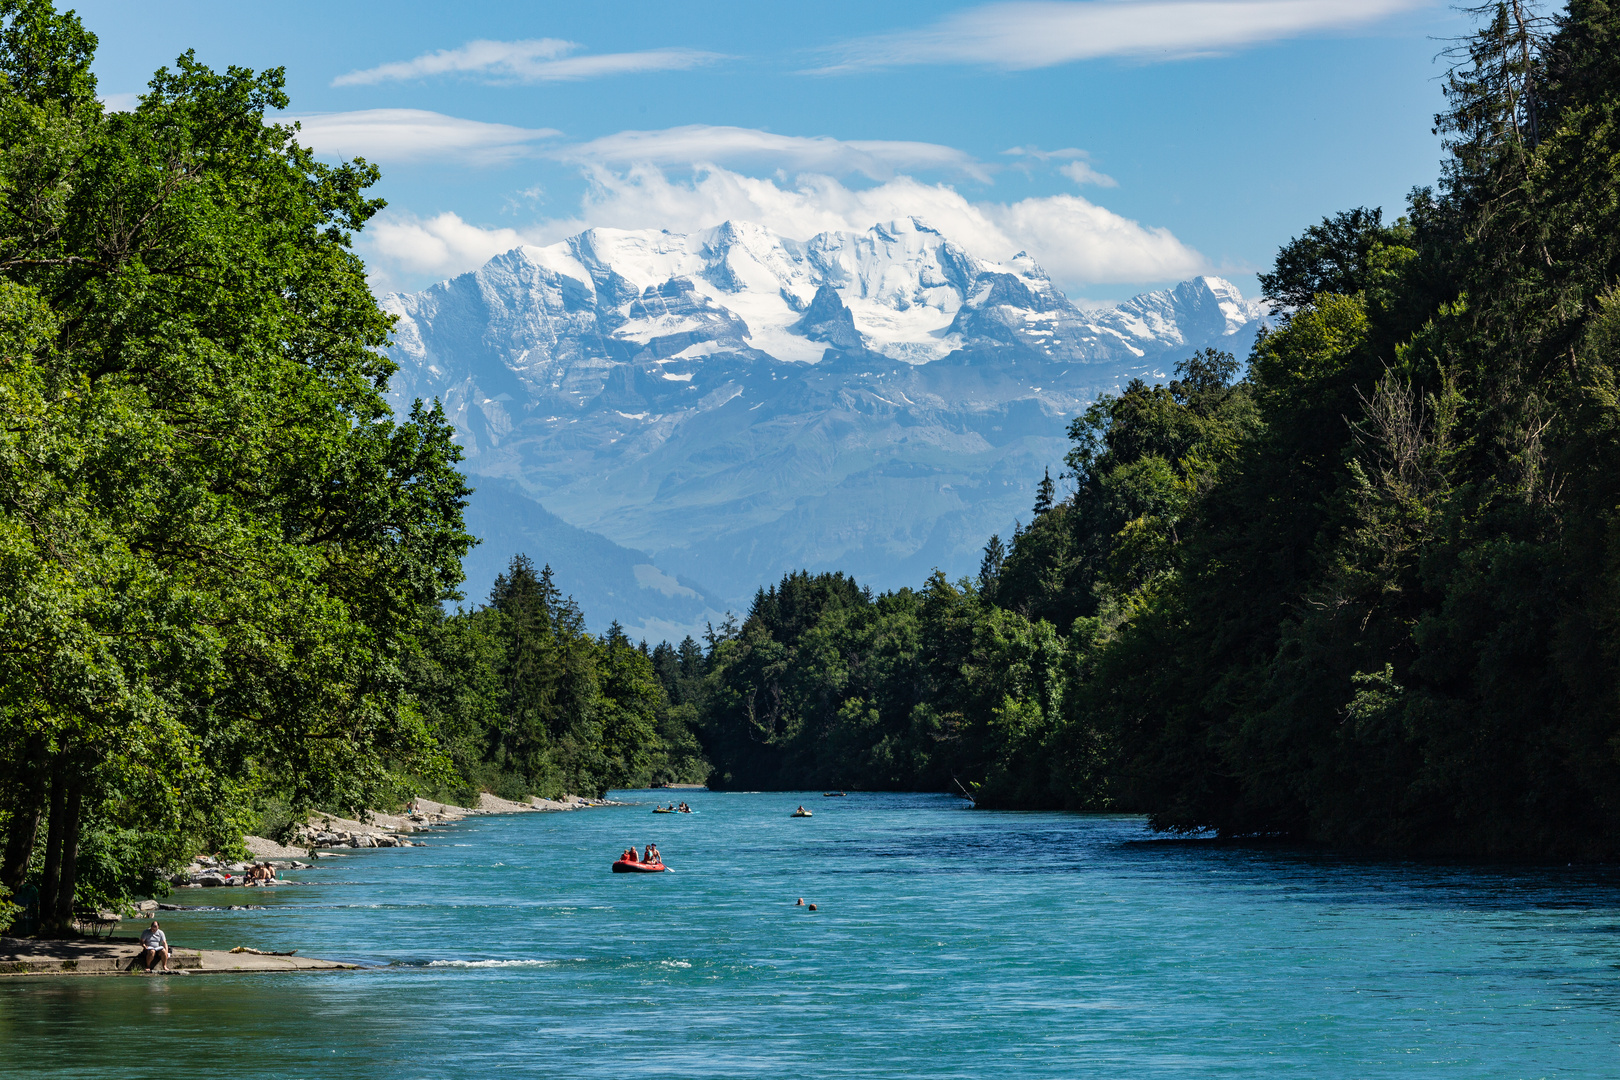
[80,0,1470,302]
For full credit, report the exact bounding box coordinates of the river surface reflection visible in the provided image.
[3,790,1618,1078]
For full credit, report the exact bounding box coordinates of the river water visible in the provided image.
[3,791,1618,1078]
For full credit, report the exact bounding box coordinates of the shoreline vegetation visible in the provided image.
[670,2,1620,861]
[4,0,1620,942]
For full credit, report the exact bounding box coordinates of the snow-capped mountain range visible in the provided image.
[383,218,1266,637]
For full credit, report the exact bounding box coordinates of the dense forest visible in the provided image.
[408,554,709,807]
[0,2,701,933]
[3,0,1619,933]
[685,1,1620,858]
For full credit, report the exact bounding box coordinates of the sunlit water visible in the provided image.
[3,791,1619,1078]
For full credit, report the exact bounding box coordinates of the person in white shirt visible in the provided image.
[139,920,170,972]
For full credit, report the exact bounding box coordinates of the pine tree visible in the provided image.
[1033,469,1056,516]
[978,534,1006,595]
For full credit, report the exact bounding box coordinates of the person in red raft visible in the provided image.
[615,844,664,870]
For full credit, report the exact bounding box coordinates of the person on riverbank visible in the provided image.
[139,921,170,972]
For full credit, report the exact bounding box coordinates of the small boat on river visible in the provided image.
[612,858,669,873]
[653,807,674,813]
[792,809,813,818]
[823,792,845,797]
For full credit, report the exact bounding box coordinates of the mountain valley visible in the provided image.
[383,217,1268,635]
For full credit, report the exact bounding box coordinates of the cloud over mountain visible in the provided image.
[363,162,1208,292]
[561,125,990,181]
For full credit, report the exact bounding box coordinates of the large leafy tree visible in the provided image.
[0,1,471,928]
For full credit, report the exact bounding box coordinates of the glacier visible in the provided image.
[383,217,1266,637]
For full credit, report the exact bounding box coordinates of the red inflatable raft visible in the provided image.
[612,859,668,873]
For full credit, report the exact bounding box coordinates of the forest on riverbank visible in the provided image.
[0,2,703,933]
[681,1,1620,858]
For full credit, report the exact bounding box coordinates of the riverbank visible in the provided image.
[10,791,623,968]
[164,793,617,890]
[288,793,613,851]
[0,936,357,976]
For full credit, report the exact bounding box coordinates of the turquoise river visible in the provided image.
[3,791,1619,1078]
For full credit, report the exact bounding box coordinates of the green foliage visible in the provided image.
[0,2,472,926]
[691,2,1620,856]
[407,554,705,801]
[1257,207,1388,312]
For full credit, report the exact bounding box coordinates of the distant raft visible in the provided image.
[792,810,813,818]
[612,858,669,873]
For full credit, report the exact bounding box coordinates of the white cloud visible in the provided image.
[366,212,553,288]
[98,92,141,113]
[561,125,990,181]
[1004,145,1118,187]
[282,109,560,164]
[1058,160,1117,187]
[333,39,721,86]
[361,163,1208,293]
[821,0,1429,71]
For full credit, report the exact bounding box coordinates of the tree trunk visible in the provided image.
[53,778,83,931]
[0,734,47,892]
[37,767,65,928]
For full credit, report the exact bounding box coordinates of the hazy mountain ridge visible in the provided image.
[385,218,1267,635]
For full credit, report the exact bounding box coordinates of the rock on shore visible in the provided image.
[0,936,357,976]
[163,792,617,889]
[243,835,306,859]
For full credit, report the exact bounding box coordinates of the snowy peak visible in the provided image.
[380,218,1273,634]
[792,283,864,350]
[1082,275,1266,359]
[381,221,1269,448]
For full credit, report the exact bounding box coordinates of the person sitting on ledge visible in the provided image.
[139,920,170,973]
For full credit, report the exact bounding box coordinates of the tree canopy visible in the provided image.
[682,0,1620,858]
[0,0,474,929]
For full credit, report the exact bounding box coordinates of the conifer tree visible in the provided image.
[1032,469,1056,516]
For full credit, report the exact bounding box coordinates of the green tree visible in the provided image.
[0,1,472,930]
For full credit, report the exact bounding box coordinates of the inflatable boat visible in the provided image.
[612,859,668,873]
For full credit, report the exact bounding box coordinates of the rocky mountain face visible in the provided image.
[383,218,1266,637]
